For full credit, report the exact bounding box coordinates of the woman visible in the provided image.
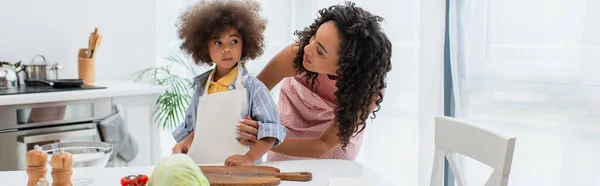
[236,1,392,161]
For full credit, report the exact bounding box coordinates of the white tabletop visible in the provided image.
[0,159,393,186]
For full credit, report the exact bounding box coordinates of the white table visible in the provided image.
[0,159,393,186]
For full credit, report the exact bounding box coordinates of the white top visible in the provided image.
[0,159,393,186]
[0,80,165,106]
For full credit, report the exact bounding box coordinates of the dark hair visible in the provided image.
[177,0,266,65]
[293,1,392,149]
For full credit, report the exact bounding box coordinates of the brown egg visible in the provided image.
[26,149,48,167]
[50,151,73,170]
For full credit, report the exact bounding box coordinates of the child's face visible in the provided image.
[208,28,243,70]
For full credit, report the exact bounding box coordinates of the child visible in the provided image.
[171,0,285,166]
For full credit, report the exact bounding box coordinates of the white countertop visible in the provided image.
[0,80,165,106]
[0,159,394,186]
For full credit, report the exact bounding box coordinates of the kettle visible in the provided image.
[0,61,25,88]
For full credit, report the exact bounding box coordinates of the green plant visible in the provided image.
[134,51,203,131]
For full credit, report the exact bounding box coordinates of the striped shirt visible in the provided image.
[172,66,286,146]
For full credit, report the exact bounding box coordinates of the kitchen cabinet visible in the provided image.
[0,81,165,171]
[109,94,162,167]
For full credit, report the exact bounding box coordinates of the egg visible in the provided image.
[50,151,73,170]
[26,149,48,167]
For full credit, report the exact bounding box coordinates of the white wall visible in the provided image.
[0,0,157,81]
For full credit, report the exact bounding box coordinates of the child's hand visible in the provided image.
[225,154,254,166]
[172,141,190,154]
[173,133,194,154]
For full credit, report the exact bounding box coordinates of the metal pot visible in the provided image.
[23,55,49,80]
[20,55,62,81]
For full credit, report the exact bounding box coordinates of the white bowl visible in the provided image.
[39,142,113,186]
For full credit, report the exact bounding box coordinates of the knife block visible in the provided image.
[78,57,95,85]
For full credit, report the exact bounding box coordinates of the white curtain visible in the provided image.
[450,0,600,185]
[155,0,449,185]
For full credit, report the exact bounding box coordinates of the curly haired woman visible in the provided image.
[236,1,392,161]
[170,0,286,166]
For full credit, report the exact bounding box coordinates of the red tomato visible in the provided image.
[121,174,149,186]
[120,176,133,186]
[137,174,149,185]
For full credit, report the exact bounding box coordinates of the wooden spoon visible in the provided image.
[87,28,99,58]
[90,35,102,58]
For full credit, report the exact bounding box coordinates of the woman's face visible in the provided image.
[302,21,341,76]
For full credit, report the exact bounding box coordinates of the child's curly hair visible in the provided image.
[177,0,266,65]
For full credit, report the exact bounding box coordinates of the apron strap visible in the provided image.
[203,62,245,95]
[203,69,214,96]
[235,61,245,89]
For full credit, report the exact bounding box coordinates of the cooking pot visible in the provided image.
[23,55,49,80]
[20,55,62,81]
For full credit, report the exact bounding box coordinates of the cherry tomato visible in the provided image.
[120,176,133,186]
[121,174,149,186]
[136,174,149,185]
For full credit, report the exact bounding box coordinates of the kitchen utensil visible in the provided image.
[90,35,102,58]
[38,142,113,186]
[25,79,84,88]
[88,28,100,58]
[22,55,49,80]
[79,48,90,58]
[88,29,96,57]
[198,165,312,185]
[0,61,21,88]
[14,61,27,86]
[47,63,63,80]
[50,149,74,186]
[26,145,48,186]
[78,57,95,84]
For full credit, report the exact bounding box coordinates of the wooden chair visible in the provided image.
[430,116,517,186]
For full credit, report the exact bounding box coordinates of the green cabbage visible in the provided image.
[148,154,210,186]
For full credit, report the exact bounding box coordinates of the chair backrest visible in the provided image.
[430,116,516,186]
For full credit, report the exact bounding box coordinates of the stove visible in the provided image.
[0,85,106,95]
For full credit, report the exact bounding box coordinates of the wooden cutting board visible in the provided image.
[198,165,312,186]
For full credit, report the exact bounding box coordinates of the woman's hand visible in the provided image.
[236,115,259,146]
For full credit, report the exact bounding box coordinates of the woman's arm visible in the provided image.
[273,89,384,157]
[270,122,340,158]
[237,89,386,158]
[256,43,299,90]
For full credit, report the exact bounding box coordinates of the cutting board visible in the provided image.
[199,165,312,186]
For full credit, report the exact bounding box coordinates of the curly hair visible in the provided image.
[177,0,266,65]
[293,1,392,149]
